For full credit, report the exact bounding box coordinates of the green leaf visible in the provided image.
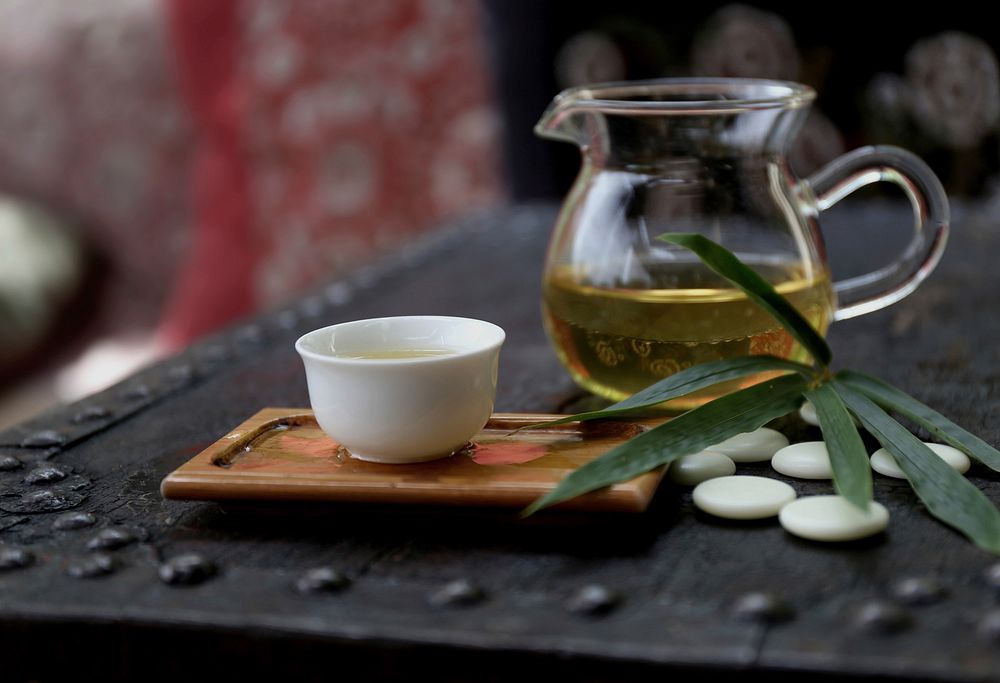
[527,356,816,430]
[659,233,832,367]
[832,381,1000,554]
[523,373,808,516]
[804,382,872,510]
[837,369,1000,474]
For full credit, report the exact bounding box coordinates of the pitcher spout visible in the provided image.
[534,90,589,146]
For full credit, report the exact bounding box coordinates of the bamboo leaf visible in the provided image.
[838,369,1000,474]
[804,382,872,510]
[529,356,816,429]
[832,381,1000,554]
[659,233,832,367]
[523,374,808,516]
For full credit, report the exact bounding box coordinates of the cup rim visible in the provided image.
[295,315,506,365]
[550,77,816,114]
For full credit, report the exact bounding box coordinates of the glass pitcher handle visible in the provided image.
[797,145,950,321]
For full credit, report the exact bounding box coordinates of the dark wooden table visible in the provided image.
[2,202,999,682]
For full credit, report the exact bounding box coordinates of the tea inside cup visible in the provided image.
[295,316,505,464]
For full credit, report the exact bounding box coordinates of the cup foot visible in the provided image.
[347,444,468,465]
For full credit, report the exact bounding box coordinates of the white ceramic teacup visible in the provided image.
[295,316,505,464]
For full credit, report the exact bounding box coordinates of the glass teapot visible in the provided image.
[535,78,948,409]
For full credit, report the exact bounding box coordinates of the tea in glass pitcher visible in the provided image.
[543,260,835,405]
[536,78,948,409]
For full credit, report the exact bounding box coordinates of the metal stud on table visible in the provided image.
[86,528,136,552]
[295,567,351,594]
[159,554,217,586]
[20,430,66,449]
[67,553,116,579]
[731,592,794,624]
[429,579,485,608]
[891,577,948,606]
[72,406,111,423]
[24,466,68,485]
[854,601,913,634]
[565,584,622,616]
[0,548,34,571]
[53,512,98,531]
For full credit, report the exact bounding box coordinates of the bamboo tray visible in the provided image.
[160,408,665,512]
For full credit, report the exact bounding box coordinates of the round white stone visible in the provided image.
[870,443,971,479]
[708,428,790,463]
[692,475,797,520]
[798,400,859,427]
[779,495,890,542]
[799,401,819,426]
[669,450,737,486]
[771,441,834,479]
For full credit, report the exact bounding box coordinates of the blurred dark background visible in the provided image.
[1,0,997,426]
[487,1,1000,199]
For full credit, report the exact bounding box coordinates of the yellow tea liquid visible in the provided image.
[542,261,835,410]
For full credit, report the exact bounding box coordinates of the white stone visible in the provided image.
[771,441,834,479]
[870,443,971,479]
[692,475,797,520]
[708,428,790,463]
[669,450,736,486]
[799,401,820,426]
[779,495,890,542]
[798,399,859,427]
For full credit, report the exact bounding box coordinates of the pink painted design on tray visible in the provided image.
[275,433,341,458]
[226,432,342,472]
[469,441,549,466]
